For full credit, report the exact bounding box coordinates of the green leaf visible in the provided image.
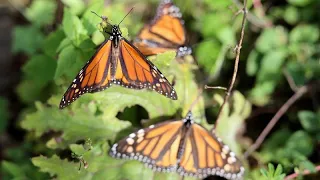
[284,6,299,24]
[256,26,288,53]
[286,131,313,156]
[246,50,261,76]
[12,26,44,55]
[298,110,320,133]
[54,45,80,80]
[61,0,85,15]
[289,25,319,43]
[195,41,221,74]
[217,26,236,45]
[25,0,57,26]
[82,0,104,34]
[2,160,26,178]
[287,0,312,7]
[43,29,66,58]
[21,102,131,145]
[22,54,57,88]
[62,8,88,45]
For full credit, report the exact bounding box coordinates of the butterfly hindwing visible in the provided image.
[109,121,184,171]
[134,0,192,57]
[177,123,244,179]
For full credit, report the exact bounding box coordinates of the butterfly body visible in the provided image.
[59,23,177,109]
[134,0,192,58]
[109,112,244,179]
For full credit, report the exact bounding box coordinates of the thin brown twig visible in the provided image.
[283,69,299,92]
[205,85,227,91]
[244,85,309,158]
[284,165,320,180]
[233,0,272,28]
[211,0,247,132]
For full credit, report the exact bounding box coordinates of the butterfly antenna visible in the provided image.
[91,11,113,26]
[118,7,134,26]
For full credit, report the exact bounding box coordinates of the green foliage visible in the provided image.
[25,0,57,26]
[260,164,286,180]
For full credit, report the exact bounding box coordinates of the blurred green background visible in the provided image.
[1,0,319,179]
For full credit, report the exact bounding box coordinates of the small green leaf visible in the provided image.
[12,26,44,55]
[82,0,104,34]
[2,161,26,178]
[284,6,299,24]
[246,50,261,76]
[298,110,320,132]
[54,45,79,79]
[25,0,57,26]
[286,131,313,156]
[61,0,85,15]
[289,25,319,43]
[287,0,312,7]
[23,54,57,88]
[62,8,88,45]
[256,26,288,53]
[43,29,65,58]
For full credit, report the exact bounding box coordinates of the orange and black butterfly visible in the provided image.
[59,12,177,109]
[134,0,192,58]
[109,111,244,179]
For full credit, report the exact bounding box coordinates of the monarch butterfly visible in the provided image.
[59,11,177,109]
[134,0,192,58]
[109,111,244,179]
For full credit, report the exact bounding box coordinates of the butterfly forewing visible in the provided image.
[59,41,113,109]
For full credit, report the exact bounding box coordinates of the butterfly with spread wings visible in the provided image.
[109,111,244,179]
[134,0,192,58]
[59,12,177,109]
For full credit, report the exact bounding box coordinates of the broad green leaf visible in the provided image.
[12,26,44,55]
[286,131,313,156]
[61,0,85,15]
[23,54,57,88]
[217,26,236,45]
[82,0,104,34]
[2,160,26,178]
[246,50,261,76]
[284,6,299,24]
[55,45,86,80]
[21,102,131,144]
[256,26,288,53]
[16,80,51,104]
[43,29,65,58]
[287,0,312,7]
[298,110,320,133]
[289,25,319,43]
[195,41,221,74]
[25,0,57,26]
[62,8,88,45]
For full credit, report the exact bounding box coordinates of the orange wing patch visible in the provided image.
[109,121,184,171]
[120,39,177,99]
[59,41,112,109]
[176,123,244,179]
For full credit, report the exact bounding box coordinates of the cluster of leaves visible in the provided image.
[2,0,320,179]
